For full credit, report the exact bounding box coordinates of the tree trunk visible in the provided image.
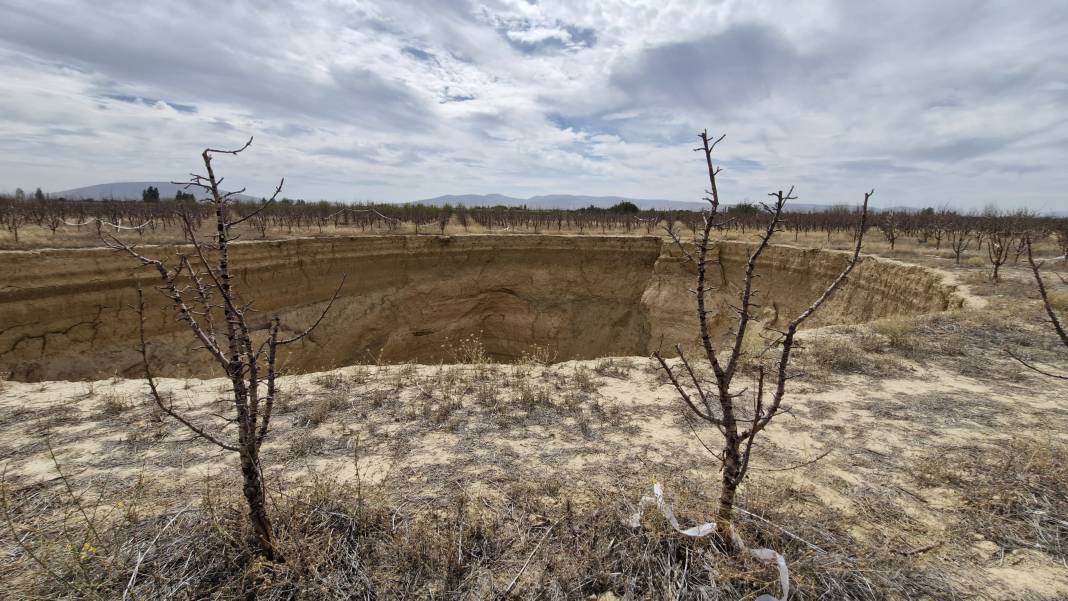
[716,442,742,550]
[240,449,280,561]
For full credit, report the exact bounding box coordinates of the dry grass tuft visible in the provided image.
[313,372,346,390]
[298,391,348,427]
[97,392,132,417]
[594,357,633,378]
[917,438,1068,560]
[571,366,599,394]
[518,344,557,366]
[794,331,905,379]
[799,335,870,374]
[287,431,327,458]
[1,471,970,600]
[870,316,921,354]
[1050,289,1068,313]
[272,388,297,415]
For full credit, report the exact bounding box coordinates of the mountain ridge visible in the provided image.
[53,181,257,201]
[52,183,1060,216]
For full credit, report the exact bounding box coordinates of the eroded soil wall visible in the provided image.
[0,235,963,380]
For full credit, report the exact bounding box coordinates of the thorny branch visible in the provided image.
[654,129,872,537]
[106,138,344,561]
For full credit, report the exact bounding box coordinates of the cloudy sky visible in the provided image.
[1,0,1066,211]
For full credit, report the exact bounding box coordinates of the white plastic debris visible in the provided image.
[626,483,790,601]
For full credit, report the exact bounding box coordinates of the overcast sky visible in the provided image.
[1,1,1066,211]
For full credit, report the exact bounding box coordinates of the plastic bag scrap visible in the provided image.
[626,483,790,601]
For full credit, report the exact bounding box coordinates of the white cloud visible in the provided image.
[0,0,1065,210]
[504,26,572,45]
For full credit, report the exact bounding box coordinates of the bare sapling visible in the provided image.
[106,138,344,561]
[986,227,1012,283]
[947,223,971,265]
[655,130,871,542]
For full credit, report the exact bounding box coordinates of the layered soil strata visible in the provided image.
[0,235,964,380]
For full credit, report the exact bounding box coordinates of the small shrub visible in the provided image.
[313,372,346,390]
[802,336,868,374]
[515,380,552,410]
[273,389,296,415]
[98,393,131,417]
[473,378,501,407]
[287,431,326,458]
[594,358,632,378]
[870,316,920,353]
[443,332,489,364]
[350,366,373,386]
[299,391,347,427]
[572,367,598,393]
[518,344,557,366]
[366,387,391,409]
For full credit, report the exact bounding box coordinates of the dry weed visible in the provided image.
[97,392,131,417]
[917,438,1068,560]
[799,335,868,374]
[572,366,599,393]
[272,388,297,415]
[298,391,348,427]
[870,315,920,354]
[1,471,969,600]
[594,357,633,378]
[313,372,346,390]
[1050,289,1068,313]
[287,431,326,458]
[518,344,557,366]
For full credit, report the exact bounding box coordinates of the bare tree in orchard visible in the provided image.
[106,139,343,561]
[946,222,972,265]
[655,130,872,540]
[987,228,1012,283]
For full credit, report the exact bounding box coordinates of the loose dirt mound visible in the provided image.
[0,235,965,380]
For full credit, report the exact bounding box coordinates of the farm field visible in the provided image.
[1,216,1066,599]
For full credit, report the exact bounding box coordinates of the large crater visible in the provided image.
[0,235,964,381]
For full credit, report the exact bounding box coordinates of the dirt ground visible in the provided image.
[0,236,1066,599]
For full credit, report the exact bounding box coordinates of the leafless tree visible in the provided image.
[654,130,871,542]
[946,223,971,265]
[105,139,343,561]
[879,213,898,251]
[986,228,1012,283]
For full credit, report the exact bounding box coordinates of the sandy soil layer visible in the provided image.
[1,297,1066,598]
[0,236,963,381]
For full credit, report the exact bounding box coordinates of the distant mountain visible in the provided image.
[53,181,257,201]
